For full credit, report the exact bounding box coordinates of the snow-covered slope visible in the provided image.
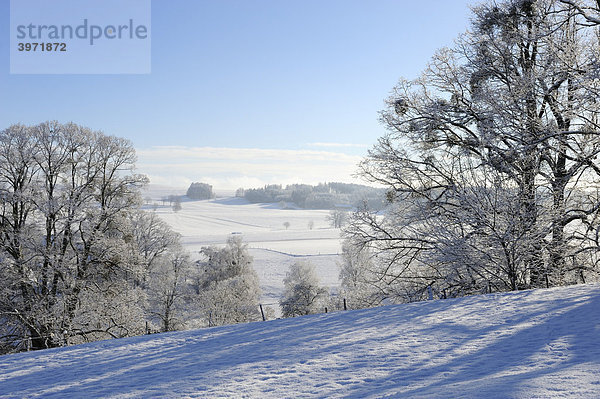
[2,284,599,398]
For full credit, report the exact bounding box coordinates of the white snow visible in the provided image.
[151,196,340,255]
[1,284,599,398]
[144,194,345,308]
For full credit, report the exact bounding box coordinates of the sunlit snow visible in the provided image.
[1,284,598,398]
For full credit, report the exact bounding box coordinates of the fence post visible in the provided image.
[343,298,347,311]
[259,304,266,321]
[427,285,433,300]
[325,307,328,313]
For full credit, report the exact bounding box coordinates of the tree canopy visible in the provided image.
[344,0,600,303]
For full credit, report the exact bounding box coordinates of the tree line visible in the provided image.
[239,182,385,210]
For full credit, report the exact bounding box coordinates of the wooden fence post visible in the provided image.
[259,304,266,321]
[343,298,347,311]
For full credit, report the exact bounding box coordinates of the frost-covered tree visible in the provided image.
[129,211,192,333]
[131,211,181,281]
[147,248,191,332]
[192,236,261,326]
[0,122,149,352]
[327,209,347,228]
[559,0,600,24]
[186,182,214,200]
[280,261,328,317]
[345,0,600,302]
[338,242,383,309]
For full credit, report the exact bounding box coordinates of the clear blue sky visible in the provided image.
[0,0,476,188]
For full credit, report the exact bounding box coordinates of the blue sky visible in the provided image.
[0,0,475,189]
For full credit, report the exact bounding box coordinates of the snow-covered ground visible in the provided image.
[1,284,599,398]
[144,190,345,306]
[152,196,340,255]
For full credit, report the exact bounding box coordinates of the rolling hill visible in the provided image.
[1,284,599,398]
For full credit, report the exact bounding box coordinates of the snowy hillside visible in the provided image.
[1,284,599,398]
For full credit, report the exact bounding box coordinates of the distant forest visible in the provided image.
[236,182,385,210]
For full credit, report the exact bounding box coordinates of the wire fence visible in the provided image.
[2,298,352,352]
[258,297,349,320]
[1,333,58,352]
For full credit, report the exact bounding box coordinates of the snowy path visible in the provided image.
[1,284,599,398]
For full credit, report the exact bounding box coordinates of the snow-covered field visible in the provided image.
[1,284,599,398]
[153,196,341,255]
[145,191,345,306]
